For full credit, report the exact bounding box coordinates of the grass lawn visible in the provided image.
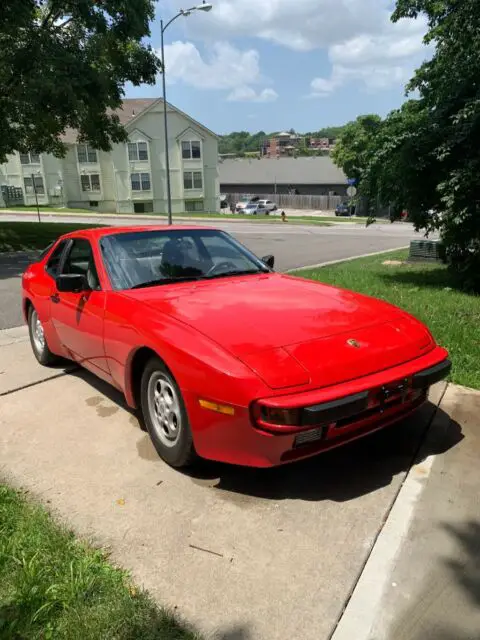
[297,249,480,390]
[0,222,107,253]
[0,484,199,640]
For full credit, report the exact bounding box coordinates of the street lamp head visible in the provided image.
[196,2,213,11]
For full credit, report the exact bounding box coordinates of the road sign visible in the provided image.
[347,186,357,197]
[347,178,357,186]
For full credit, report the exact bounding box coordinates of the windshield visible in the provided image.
[100,229,270,290]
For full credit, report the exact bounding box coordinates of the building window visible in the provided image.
[185,200,204,212]
[77,144,97,163]
[19,152,40,165]
[128,141,149,161]
[182,141,201,159]
[80,174,101,192]
[131,172,151,192]
[24,176,44,195]
[134,201,154,214]
[183,171,203,190]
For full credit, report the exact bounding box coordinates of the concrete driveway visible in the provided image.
[0,326,449,640]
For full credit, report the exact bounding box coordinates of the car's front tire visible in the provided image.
[140,356,196,468]
[28,305,59,366]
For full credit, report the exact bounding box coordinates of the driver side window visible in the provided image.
[62,239,100,290]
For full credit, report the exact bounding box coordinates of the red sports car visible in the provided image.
[22,225,451,468]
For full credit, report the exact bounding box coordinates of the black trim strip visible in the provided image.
[302,391,369,426]
[412,359,451,389]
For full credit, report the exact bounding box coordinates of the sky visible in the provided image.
[126,0,430,135]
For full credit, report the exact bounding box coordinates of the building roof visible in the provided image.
[219,156,346,186]
[61,98,217,144]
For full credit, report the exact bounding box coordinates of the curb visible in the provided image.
[286,246,409,273]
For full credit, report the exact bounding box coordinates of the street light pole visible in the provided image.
[160,3,213,225]
[160,19,173,226]
[31,172,41,223]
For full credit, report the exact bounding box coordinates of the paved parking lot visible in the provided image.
[0,326,441,640]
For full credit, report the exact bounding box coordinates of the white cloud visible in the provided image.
[309,13,429,96]
[171,0,423,52]
[161,40,276,100]
[167,0,429,96]
[227,87,278,103]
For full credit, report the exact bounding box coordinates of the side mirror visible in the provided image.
[262,255,275,269]
[56,273,88,293]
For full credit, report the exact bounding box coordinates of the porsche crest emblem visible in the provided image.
[347,339,361,348]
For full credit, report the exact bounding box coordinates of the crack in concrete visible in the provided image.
[0,370,75,398]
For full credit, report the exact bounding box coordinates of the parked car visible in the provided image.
[23,226,451,469]
[335,203,351,217]
[236,195,259,213]
[258,199,278,213]
[244,203,269,215]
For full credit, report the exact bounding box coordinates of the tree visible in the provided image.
[0,0,161,163]
[304,125,347,140]
[331,115,382,184]
[335,1,480,289]
[390,0,480,289]
[218,131,267,155]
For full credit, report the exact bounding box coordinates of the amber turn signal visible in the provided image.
[199,399,235,416]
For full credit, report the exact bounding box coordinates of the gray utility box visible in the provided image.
[408,239,444,263]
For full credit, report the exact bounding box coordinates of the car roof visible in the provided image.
[62,225,215,241]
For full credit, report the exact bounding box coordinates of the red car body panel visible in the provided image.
[22,226,450,467]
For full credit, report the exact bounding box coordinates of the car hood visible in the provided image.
[125,274,434,389]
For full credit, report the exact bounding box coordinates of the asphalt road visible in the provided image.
[0,214,420,329]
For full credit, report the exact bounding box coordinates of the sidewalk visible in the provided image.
[332,383,480,640]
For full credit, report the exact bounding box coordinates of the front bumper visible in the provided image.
[188,347,450,468]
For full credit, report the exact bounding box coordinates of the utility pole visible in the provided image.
[32,173,41,223]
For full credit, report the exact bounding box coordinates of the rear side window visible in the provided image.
[45,240,67,277]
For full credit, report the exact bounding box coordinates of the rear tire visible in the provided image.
[28,305,59,366]
[140,356,196,468]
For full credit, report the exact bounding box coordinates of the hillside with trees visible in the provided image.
[219,126,346,156]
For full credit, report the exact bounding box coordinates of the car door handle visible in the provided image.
[50,293,60,304]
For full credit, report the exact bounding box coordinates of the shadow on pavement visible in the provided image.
[383,519,480,640]
[187,406,463,503]
[71,367,463,504]
[443,519,480,609]
[216,626,252,640]
[0,251,39,281]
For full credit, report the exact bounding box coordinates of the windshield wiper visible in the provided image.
[130,276,202,289]
[206,269,266,280]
